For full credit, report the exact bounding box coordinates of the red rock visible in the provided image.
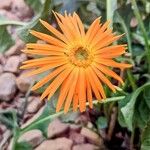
[0,0,12,10]
[18,129,44,148]
[72,144,99,150]
[0,73,16,101]
[81,127,103,146]
[3,55,20,73]
[35,138,73,150]
[27,96,43,113]
[5,40,25,57]
[47,119,69,138]
[16,70,35,93]
[69,131,85,144]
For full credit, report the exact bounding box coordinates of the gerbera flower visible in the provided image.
[20,12,132,113]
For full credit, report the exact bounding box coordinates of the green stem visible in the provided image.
[106,0,117,27]
[131,0,150,73]
[116,12,137,90]
[20,96,125,135]
[127,70,137,90]
[0,21,26,26]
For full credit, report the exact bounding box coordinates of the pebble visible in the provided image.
[72,144,99,150]
[0,73,16,101]
[3,55,20,73]
[69,131,85,144]
[16,70,35,93]
[35,138,73,150]
[18,129,44,148]
[81,127,103,146]
[47,119,69,138]
[27,97,43,113]
[5,40,25,57]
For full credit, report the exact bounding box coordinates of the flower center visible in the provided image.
[67,45,94,67]
[75,47,89,61]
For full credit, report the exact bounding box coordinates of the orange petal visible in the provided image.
[22,49,64,56]
[56,67,77,112]
[94,45,127,55]
[86,68,102,100]
[31,65,67,91]
[85,74,93,108]
[40,65,74,100]
[85,17,101,43]
[39,19,69,44]
[91,66,116,92]
[95,58,132,69]
[74,12,85,37]
[64,67,79,113]
[78,68,86,112]
[20,60,67,69]
[93,63,124,84]
[26,43,66,52]
[30,30,67,48]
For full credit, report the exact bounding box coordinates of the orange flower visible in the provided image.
[20,12,132,113]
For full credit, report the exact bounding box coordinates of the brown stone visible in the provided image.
[69,124,81,132]
[35,138,73,150]
[16,70,35,93]
[47,119,69,138]
[0,0,12,10]
[72,144,99,150]
[69,131,85,144]
[3,55,20,73]
[5,40,25,57]
[27,97,43,113]
[11,0,33,19]
[0,65,3,74]
[18,129,44,148]
[0,73,16,101]
[81,127,103,146]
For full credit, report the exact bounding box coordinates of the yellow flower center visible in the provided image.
[67,45,94,67]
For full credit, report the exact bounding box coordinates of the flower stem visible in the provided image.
[131,0,150,73]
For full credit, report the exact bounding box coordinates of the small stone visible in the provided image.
[0,73,16,101]
[69,124,81,132]
[11,0,33,19]
[5,39,25,57]
[47,119,69,138]
[35,138,73,150]
[69,131,85,144]
[16,70,35,93]
[3,55,20,73]
[21,106,44,129]
[87,121,94,129]
[0,53,6,64]
[81,127,103,146]
[16,97,26,116]
[27,97,43,113]
[72,144,99,150]
[18,129,44,148]
[0,0,12,10]
[0,65,3,74]
[19,53,27,62]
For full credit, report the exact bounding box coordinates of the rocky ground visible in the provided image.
[0,1,106,150]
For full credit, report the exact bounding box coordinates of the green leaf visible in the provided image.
[120,82,150,131]
[0,15,26,26]
[0,26,15,53]
[17,0,52,43]
[141,120,150,150]
[118,94,131,128]
[15,141,33,150]
[96,116,108,129]
[25,0,44,14]
[0,109,18,129]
